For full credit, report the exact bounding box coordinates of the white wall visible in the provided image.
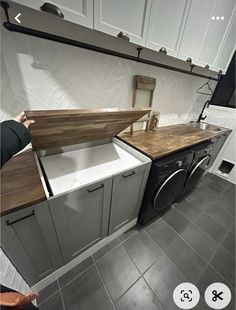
[0,248,31,293]
[1,25,216,126]
[206,105,236,184]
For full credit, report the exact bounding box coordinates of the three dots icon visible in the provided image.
[212,16,224,20]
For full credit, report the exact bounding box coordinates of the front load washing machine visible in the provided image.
[138,150,193,225]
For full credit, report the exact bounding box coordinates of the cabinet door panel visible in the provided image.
[1,202,62,285]
[15,0,93,28]
[146,0,190,56]
[199,0,235,68]
[178,0,216,63]
[215,13,236,73]
[49,178,112,262]
[109,164,150,234]
[94,0,152,45]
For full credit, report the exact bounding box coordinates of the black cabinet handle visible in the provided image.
[40,2,64,18]
[6,211,35,226]
[117,31,130,41]
[159,47,167,54]
[122,171,135,178]
[87,184,104,193]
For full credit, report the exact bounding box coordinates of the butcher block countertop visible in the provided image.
[1,123,231,216]
[118,124,231,160]
[0,149,46,216]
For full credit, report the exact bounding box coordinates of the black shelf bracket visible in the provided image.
[1,1,219,82]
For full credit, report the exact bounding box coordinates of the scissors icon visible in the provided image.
[212,290,223,302]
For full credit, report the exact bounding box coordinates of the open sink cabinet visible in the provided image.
[1,108,151,286]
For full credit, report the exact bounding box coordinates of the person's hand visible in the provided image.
[14,112,35,128]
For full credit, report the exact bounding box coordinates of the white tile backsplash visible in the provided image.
[1,25,217,124]
[0,248,31,293]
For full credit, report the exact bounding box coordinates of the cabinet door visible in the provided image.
[1,202,63,286]
[208,133,229,167]
[146,0,190,57]
[178,0,216,64]
[15,0,93,28]
[214,13,236,73]
[109,164,150,234]
[94,0,152,45]
[48,178,112,262]
[198,0,236,70]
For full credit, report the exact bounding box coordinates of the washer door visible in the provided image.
[153,169,187,212]
[185,155,210,190]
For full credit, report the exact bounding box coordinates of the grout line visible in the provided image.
[92,256,117,310]
[94,228,140,264]
[114,275,142,304]
[57,279,66,310]
[37,290,59,308]
[141,275,165,310]
[59,260,95,290]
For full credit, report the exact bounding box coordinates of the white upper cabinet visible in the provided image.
[94,0,152,45]
[214,12,236,73]
[178,0,216,64]
[146,0,190,57]
[198,0,235,71]
[14,0,94,28]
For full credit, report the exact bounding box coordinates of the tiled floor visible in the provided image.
[38,173,235,310]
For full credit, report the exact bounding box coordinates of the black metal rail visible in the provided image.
[1,1,219,81]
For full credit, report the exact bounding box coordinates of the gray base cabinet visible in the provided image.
[109,163,150,234]
[209,133,230,167]
[48,178,112,263]
[1,201,63,286]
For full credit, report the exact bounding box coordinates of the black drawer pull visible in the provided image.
[40,3,64,18]
[87,184,104,193]
[122,171,135,178]
[6,211,35,226]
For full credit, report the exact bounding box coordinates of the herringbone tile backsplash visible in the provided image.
[1,26,214,125]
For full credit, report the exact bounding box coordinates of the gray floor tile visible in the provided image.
[118,225,141,242]
[162,207,191,234]
[216,190,235,216]
[174,200,201,221]
[205,200,234,228]
[166,237,206,283]
[93,238,120,261]
[186,191,208,211]
[194,212,227,243]
[123,230,163,273]
[144,253,186,310]
[59,256,93,288]
[210,246,235,288]
[181,223,218,262]
[37,281,59,305]
[144,217,179,251]
[228,183,236,193]
[223,187,235,202]
[197,265,232,295]
[194,184,220,202]
[201,174,229,193]
[115,278,163,310]
[39,292,64,310]
[61,265,113,310]
[97,245,140,301]
[197,265,235,310]
[221,231,235,256]
[189,298,210,310]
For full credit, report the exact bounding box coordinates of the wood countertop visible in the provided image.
[1,123,231,216]
[118,124,231,160]
[0,149,46,216]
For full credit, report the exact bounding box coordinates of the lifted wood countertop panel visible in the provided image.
[118,124,232,160]
[0,150,46,216]
[25,108,151,150]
